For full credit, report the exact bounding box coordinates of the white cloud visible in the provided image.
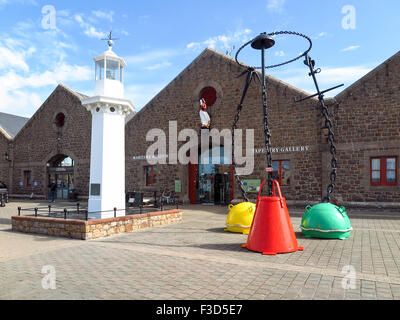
[75,14,105,39]
[275,50,285,57]
[340,45,360,52]
[270,65,373,96]
[314,32,328,40]
[0,86,42,115]
[186,29,252,51]
[125,83,166,111]
[92,10,114,23]
[267,0,286,12]
[0,45,35,72]
[0,63,92,114]
[126,49,177,65]
[1,63,92,91]
[145,62,172,71]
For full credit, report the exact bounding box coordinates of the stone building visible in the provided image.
[0,47,399,206]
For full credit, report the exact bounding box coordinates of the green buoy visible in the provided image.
[301,203,352,240]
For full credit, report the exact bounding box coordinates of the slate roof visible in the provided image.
[0,112,29,139]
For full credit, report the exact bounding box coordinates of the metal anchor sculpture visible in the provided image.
[296,55,352,240]
[295,54,344,203]
[233,31,312,254]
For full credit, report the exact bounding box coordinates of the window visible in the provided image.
[106,59,119,81]
[272,160,291,186]
[55,113,65,128]
[200,87,217,107]
[371,157,397,186]
[95,60,104,80]
[24,171,32,187]
[145,166,157,186]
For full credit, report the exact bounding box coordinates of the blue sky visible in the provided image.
[0,0,399,117]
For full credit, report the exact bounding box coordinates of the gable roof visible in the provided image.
[12,83,87,141]
[0,112,29,140]
[126,47,315,125]
[335,50,400,100]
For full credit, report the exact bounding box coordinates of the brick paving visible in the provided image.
[1,201,400,300]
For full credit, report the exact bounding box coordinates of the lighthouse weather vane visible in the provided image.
[101,30,119,49]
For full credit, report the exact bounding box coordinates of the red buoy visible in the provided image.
[243,180,303,255]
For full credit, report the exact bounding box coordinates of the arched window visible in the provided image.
[200,87,217,107]
[55,113,65,128]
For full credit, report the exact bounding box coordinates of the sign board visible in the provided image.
[242,179,262,193]
[90,184,101,196]
[175,180,182,193]
[265,167,274,173]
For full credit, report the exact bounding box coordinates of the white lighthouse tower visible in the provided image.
[82,35,135,219]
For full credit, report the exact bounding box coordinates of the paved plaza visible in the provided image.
[1,200,400,300]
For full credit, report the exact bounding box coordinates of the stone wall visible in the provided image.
[125,48,322,202]
[12,209,183,240]
[331,51,400,202]
[10,84,92,198]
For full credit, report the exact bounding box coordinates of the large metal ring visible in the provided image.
[235,31,313,70]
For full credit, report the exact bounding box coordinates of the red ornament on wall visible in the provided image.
[200,87,217,107]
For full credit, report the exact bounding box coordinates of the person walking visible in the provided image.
[48,181,57,203]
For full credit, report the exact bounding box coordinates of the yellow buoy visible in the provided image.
[225,202,256,235]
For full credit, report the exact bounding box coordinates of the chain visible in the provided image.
[235,31,313,70]
[321,101,338,203]
[233,30,313,200]
[231,67,260,202]
[261,73,273,196]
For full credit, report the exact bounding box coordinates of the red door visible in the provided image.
[188,163,197,204]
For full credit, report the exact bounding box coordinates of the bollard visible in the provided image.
[64,208,67,220]
[77,203,80,215]
[0,194,5,207]
[18,207,21,216]
[34,208,38,218]
[48,205,51,216]
[114,207,117,218]
[86,211,88,221]
[139,205,143,214]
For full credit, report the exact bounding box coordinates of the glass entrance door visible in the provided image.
[48,173,74,200]
[198,146,231,205]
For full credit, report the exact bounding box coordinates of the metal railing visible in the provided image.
[17,200,181,221]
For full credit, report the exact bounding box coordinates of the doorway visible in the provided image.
[47,155,75,200]
[197,146,231,205]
